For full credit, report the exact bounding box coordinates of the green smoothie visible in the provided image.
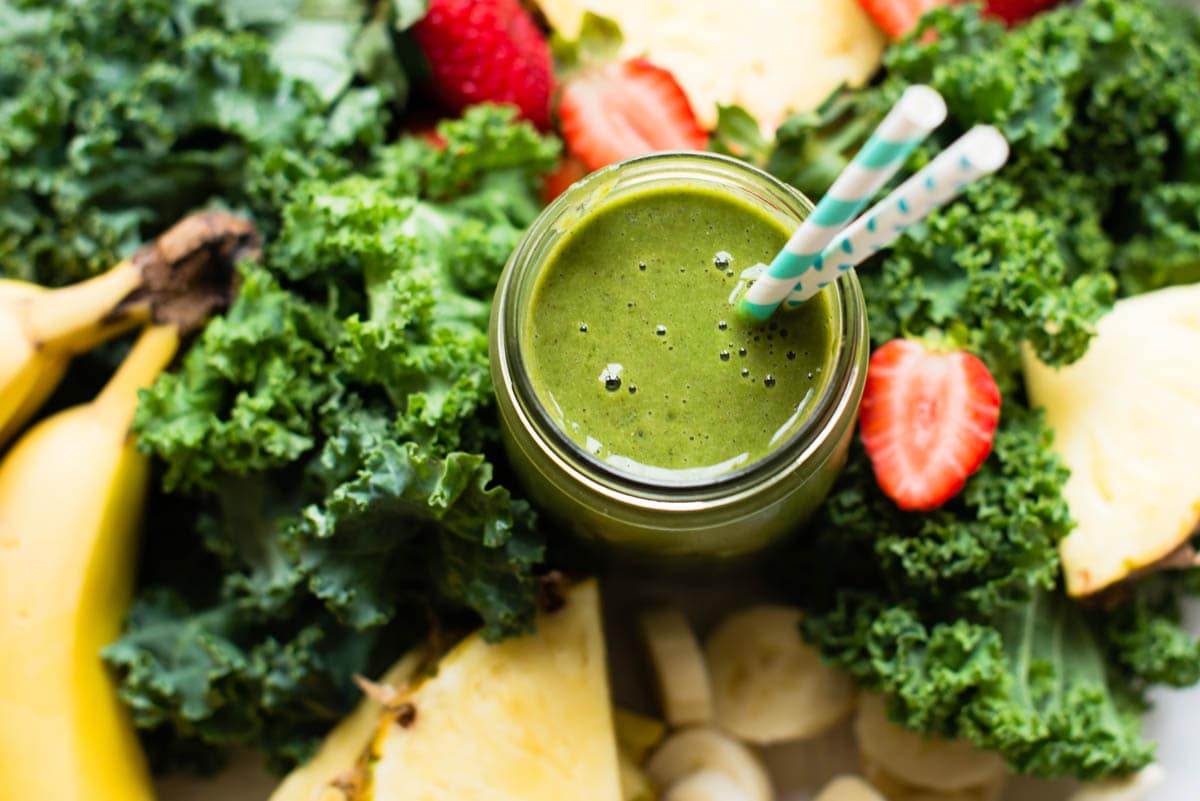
[524,183,835,482]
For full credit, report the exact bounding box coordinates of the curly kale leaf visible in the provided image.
[764,0,1200,389]
[119,108,556,771]
[0,0,401,287]
[296,411,542,637]
[766,0,1200,779]
[371,105,561,202]
[785,406,1148,780]
[1103,572,1200,689]
[135,265,340,492]
[103,589,384,775]
[803,589,1153,780]
[861,177,1115,393]
[786,405,1070,621]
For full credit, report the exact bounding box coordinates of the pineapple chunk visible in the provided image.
[1023,284,1200,596]
[269,649,426,801]
[362,580,622,801]
[619,750,657,801]
[614,707,668,763]
[536,0,886,131]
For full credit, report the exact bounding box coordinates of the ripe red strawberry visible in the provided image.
[410,0,554,130]
[557,58,708,172]
[858,339,1001,511]
[984,0,1061,25]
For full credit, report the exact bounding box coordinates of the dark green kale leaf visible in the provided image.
[764,0,1200,779]
[117,106,556,772]
[763,0,1200,388]
[1103,571,1200,689]
[787,405,1070,630]
[0,0,407,287]
[135,265,341,492]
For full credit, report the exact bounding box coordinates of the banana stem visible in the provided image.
[23,261,148,353]
[92,324,180,432]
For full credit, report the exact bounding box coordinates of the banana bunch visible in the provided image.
[0,210,258,449]
[0,265,142,446]
[0,212,257,800]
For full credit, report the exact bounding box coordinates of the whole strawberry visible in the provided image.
[411,0,554,130]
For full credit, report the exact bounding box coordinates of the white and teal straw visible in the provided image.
[737,84,947,322]
[782,125,1010,308]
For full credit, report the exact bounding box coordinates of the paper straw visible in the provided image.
[782,125,1010,308]
[737,85,947,322]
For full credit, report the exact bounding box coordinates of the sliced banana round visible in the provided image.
[862,758,1005,801]
[854,694,1007,793]
[1069,764,1165,801]
[639,607,713,726]
[663,770,754,801]
[705,604,856,744]
[646,727,773,801]
[813,775,887,801]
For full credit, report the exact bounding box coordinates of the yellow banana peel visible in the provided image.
[0,324,179,800]
[0,210,258,448]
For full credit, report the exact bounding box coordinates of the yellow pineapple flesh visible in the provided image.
[1023,283,1200,596]
[363,580,622,801]
[535,0,885,132]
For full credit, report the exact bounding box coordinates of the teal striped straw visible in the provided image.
[782,126,1010,308]
[737,85,947,322]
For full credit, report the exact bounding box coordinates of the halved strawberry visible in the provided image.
[858,339,1001,511]
[557,58,708,172]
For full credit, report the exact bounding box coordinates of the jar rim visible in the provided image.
[492,151,868,507]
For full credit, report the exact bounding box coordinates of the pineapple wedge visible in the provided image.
[361,580,622,801]
[269,649,426,801]
[535,0,885,131]
[614,707,668,763]
[1023,283,1200,596]
[619,750,657,801]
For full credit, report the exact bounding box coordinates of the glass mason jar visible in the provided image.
[490,152,868,560]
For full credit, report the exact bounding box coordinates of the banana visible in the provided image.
[860,759,1006,801]
[639,607,713,726]
[0,324,180,800]
[705,605,856,744]
[645,727,774,801]
[853,695,1007,794]
[0,262,146,447]
[662,770,753,801]
[813,776,887,801]
[0,210,258,449]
